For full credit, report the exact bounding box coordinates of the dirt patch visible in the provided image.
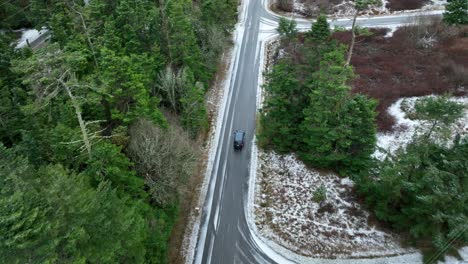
[333,21,468,131]
[386,0,430,11]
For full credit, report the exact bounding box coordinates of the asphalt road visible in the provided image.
[192,1,443,263]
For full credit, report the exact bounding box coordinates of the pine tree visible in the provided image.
[299,47,376,173]
[259,61,303,151]
[84,142,146,199]
[180,77,208,138]
[166,0,207,82]
[100,48,166,125]
[414,96,464,139]
[277,17,298,41]
[443,0,468,25]
[357,137,468,259]
[0,146,148,263]
[308,14,330,43]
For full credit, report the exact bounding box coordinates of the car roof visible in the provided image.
[235,131,245,141]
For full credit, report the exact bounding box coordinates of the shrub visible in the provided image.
[312,184,327,203]
[277,0,293,12]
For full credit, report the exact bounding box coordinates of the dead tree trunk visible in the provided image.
[346,12,358,66]
[61,80,92,158]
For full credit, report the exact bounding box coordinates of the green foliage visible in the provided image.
[299,48,376,173]
[308,14,330,43]
[0,34,26,146]
[166,0,207,83]
[1,0,238,261]
[312,184,327,203]
[356,137,468,257]
[100,48,166,125]
[443,0,468,25]
[84,142,146,199]
[277,17,298,40]
[413,96,464,139]
[181,82,209,137]
[0,0,32,29]
[355,0,380,11]
[0,145,148,264]
[260,21,376,174]
[259,61,303,152]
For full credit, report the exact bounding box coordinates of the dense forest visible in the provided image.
[0,0,237,263]
[260,9,467,260]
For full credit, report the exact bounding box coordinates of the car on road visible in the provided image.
[233,130,245,150]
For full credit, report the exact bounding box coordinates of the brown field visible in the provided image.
[333,21,468,131]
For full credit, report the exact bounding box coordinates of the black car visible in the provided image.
[233,130,245,150]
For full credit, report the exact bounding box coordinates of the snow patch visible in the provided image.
[254,150,416,258]
[374,95,468,161]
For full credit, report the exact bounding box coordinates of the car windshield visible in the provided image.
[235,132,243,141]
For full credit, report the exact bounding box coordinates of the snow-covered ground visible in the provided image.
[250,36,467,262]
[251,93,467,261]
[374,96,468,161]
[254,150,415,258]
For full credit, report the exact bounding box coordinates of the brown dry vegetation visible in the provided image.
[276,0,433,16]
[333,21,468,131]
[386,0,430,11]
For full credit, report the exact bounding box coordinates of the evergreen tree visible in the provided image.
[0,146,148,263]
[443,0,468,25]
[308,14,330,43]
[299,47,376,173]
[259,61,303,151]
[0,146,54,263]
[100,48,165,125]
[180,78,208,137]
[357,137,468,259]
[277,17,298,41]
[166,0,207,82]
[84,142,146,199]
[413,96,464,139]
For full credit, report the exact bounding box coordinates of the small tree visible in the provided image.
[277,17,298,41]
[357,137,468,261]
[312,184,327,203]
[308,14,330,43]
[413,96,464,139]
[443,0,468,25]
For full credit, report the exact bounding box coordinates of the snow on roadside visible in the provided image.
[373,96,468,161]
[254,150,416,258]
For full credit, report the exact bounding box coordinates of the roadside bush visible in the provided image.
[277,0,294,12]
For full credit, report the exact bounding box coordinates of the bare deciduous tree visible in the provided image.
[127,119,199,206]
[346,0,379,66]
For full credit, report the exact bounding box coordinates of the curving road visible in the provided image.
[192,1,443,263]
